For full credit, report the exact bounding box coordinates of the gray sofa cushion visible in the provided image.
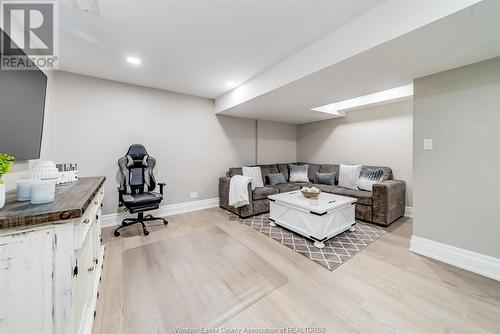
[271,182,302,193]
[257,164,279,185]
[306,163,321,182]
[315,172,336,185]
[291,182,312,187]
[268,172,286,185]
[277,163,290,181]
[227,167,242,177]
[319,164,339,185]
[311,183,337,193]
[252,186,279,200]
[331,187,373,205]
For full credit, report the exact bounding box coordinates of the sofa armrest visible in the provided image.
[372,180,406,226]
[218,176,253,203]
[219,176,232,200]
[219,176,231,184]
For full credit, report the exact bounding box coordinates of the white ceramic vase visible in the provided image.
[0,182,5,209]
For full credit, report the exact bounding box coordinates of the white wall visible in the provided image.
[43,71,297,215]
[3,70,299,213]
[413,57,500,259]
[297,100,413,205]
[257,120,297,164]
[47,71,252,214]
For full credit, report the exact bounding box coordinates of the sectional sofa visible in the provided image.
[219,163,406,226]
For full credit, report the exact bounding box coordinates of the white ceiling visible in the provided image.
[217,0,500,124]
[57,0,383,98]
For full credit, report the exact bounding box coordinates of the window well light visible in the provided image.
[311,84,413,115]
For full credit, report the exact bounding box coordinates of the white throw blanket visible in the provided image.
[242,166,263,190]
[229,175,253,208]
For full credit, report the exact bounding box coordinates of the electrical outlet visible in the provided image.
[424,139,433,150]
[190,192,198,199]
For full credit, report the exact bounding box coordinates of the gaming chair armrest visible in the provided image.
[118,186,125,207]
[158,183,166,196]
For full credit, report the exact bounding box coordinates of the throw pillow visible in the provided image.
[315,172,336,186]
[268,172,286,186]
[338,164,362,190]
[242,166,264,189]
[288,164,309,182]
[358,167,384,191]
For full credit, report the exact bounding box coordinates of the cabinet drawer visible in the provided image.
[96,188,105,207]
[74,188,103,250]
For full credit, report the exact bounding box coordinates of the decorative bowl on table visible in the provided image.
[300,186,321,198]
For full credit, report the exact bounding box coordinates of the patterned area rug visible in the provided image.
[231,213,386,271]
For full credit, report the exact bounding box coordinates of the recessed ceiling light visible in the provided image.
[226,81,236,87]
[126,56,141,65]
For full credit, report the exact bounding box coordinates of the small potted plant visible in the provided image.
[0,153,15,209]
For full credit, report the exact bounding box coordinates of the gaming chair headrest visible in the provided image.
[126,144,148,158]
[126,144,150,167]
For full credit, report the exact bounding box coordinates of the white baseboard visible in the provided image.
[404,206,414,218]
[101,197,219,228]
[410,236,500,281]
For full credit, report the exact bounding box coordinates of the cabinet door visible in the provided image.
[0,229,55,334]
[73,222,96,334]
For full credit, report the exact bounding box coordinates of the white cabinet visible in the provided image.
[0,184,105,334]
[0,229,55,333]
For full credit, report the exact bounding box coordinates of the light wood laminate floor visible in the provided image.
[93,208,500,334]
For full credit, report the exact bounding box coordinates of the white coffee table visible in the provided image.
[268,191,357,249]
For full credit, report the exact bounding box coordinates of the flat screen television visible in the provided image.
[0,29,48,160]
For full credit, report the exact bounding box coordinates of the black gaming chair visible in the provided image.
[114,144,168,237]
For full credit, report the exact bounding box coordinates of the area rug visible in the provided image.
[122,226,287,332]
[231,213,386,271]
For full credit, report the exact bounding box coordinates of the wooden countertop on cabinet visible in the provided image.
[0,176,106,334]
